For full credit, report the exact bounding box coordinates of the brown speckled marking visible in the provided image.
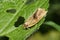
[23,8,47,28]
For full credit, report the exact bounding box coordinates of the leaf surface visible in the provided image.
[0,0,49,40]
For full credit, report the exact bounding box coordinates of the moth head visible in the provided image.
[23,22,29,28]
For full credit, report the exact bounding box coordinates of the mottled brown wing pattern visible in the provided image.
[23,8,47,28]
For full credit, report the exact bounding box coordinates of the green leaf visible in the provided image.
[44,21,60,31]
[0,0,49,40]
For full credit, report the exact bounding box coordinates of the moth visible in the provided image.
[23,8,47,28]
